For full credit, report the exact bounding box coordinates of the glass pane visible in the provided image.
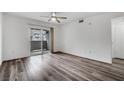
[31,30,41,41]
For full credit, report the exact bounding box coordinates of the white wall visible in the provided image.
[112,18,124,59]
[58,13,124,63]
[54,25,62,51]
[0,13,2,65]
[2,13,58,61]
[3,13,124,63]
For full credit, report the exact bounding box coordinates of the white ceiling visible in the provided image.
[5,12,104,24]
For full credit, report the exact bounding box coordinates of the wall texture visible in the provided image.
[2,13,124,63]
[0,13,2,65]
[58,13,124,63]
[2,13,58,61]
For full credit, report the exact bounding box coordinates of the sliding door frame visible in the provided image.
[29,26,55,56]
[50,27,54,53]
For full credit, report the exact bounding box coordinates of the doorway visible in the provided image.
[30,27,53,56]
[112,17,124,63]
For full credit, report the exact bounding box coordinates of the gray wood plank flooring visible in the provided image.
[0,53,124,81]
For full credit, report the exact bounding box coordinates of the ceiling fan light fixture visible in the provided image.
[51,17,56,21]
[40,12,67,23]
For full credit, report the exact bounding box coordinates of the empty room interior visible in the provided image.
[1,12,124,81]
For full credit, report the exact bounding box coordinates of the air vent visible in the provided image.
[79,19,84,23]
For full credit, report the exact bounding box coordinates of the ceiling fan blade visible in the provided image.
[56,19,60,23]
[56,16,67,19]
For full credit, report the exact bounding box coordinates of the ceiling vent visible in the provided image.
[79,19,84,23]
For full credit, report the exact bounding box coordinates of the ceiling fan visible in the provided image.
[40,12,67,23]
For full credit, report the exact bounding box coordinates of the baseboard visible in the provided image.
[2,56,28,63]
[52,51,62,54]
[113,57,124,60]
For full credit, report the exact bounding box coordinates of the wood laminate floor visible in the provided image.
[0,53,124,81]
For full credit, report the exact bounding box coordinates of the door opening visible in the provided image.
[112,17,124,63]
[30,27,52,56]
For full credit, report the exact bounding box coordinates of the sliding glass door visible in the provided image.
[30,28,42,55]
[30,28,50,56]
